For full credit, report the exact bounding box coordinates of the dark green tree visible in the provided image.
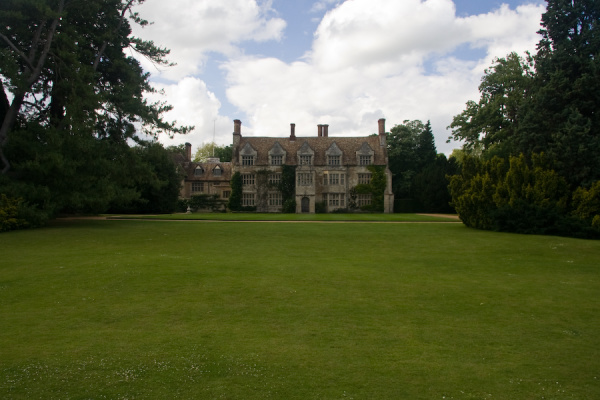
[449,153,598,238]
[387,119,453,212]
[228,172,243,211]
[110,142,183,214]
[214,144,233,162]
[0,0,191,221]
[387,120,423,199]
[519,0,600,187]
[412,154,458,213]
[447,52,534,158]
[416,120,437,170]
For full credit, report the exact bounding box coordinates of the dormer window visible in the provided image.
[359,155,372,165]
[326,142,343,167]
[194,166,204,176]
[213,165,222,176]
[356,142,374,166]
[299,155,312,165]
[297,142,315,167]
[271,155,283,165]
[268,142,286,166]
[240,143,258,166]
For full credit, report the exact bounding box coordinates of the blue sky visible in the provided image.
[132,0,546,154]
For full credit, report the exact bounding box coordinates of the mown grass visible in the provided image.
[1,219,599,399]
[108,212,457,222]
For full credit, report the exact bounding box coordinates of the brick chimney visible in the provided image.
[378,118,386,146]
[317,124,323,137]
[185,142,192,161]
[233,119,242,149]
[290,123,296,141]
[323,124,329,137]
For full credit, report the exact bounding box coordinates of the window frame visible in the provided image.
[359,155,372,166]
[297,172,313,186]
[242,173,255,186]
[242,193,255,206]
[242,155,255,166]
[299,155,312,165]
[191,182,204,193]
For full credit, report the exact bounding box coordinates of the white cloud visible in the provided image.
[310,0,340,14]
[131,0,286,80]
[223,0,545,154]
[312,0,463,71]
[147,77,232,147]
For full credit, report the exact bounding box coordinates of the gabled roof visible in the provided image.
[181,161,232,182]
[235,135,386,166]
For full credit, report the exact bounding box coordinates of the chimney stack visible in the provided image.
[323,124,329,137]
[185,142,192,161]
[378,118,386,146]
[233,119,242,136]
[378,118,385,136]
[290,123,296,141]
[317,124,323,137]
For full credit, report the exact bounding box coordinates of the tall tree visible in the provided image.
[416,120,437,170]
[387,120,423,199]
[0,0,191,219]
[447,52,534,158]
[194,142,232,162]
[519,0,600,187]
[0,0,191,173]
[387,119,455,212]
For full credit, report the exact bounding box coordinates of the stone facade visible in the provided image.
[178,143,232,205]
[231,119,394,213]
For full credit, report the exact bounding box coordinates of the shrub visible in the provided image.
[315,201,327,214]
[189,194,224,212]
[282,199,296,214]
[572,181,600,226]
[0,194,48,232]
[450,153,598,238]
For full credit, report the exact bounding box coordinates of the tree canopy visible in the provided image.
[387,119,456,213]
[447,0,600,236]
[0,0,190,227]
[193,142,232,162]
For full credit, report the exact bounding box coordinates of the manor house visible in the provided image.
[178,119,394,213]
[177,143,232,203]
[231,119,394,213]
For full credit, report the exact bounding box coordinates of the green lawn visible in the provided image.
[1,219,599,399]
[108,212,458,222]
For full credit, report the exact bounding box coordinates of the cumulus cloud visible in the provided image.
[131,0,286,80]
[312,0,463,71]
[132,0,545,154]
[145,77,232,147]
[223,0,545,154]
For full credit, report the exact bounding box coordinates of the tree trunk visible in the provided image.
[0,0,65,174]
